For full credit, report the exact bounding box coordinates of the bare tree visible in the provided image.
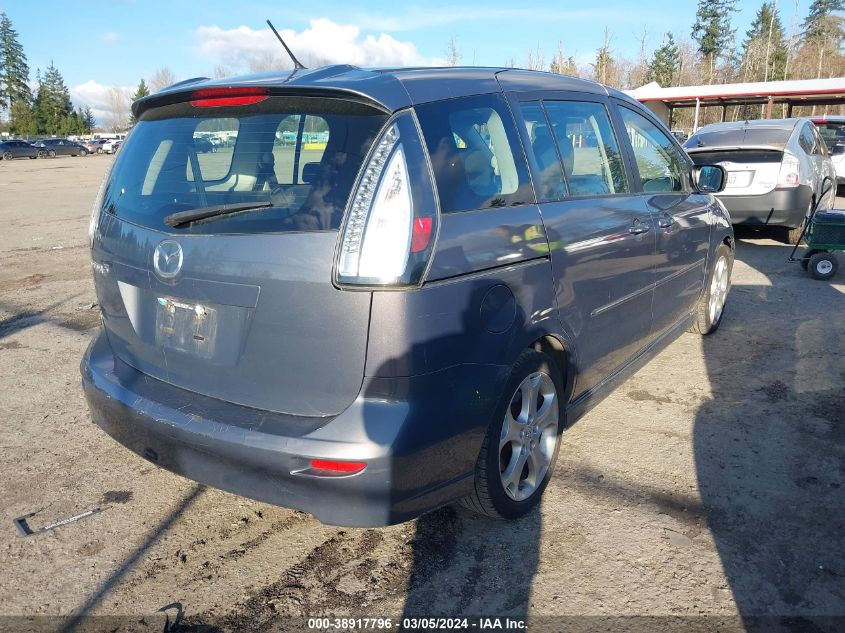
[106,86,130,132]
[249,52,284,72]
[550,40,581,77]
[149,66,177,93]
[445,35,462,66]
[526,44,546,71]
[211,65,231,79]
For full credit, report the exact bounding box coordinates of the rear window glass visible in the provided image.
[415,93,532,213]
[101,97,388,234]
[684,126,792,150]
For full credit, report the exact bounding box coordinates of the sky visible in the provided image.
[0,0,810,123]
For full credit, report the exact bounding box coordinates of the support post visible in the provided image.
[693,98,701,133]
[766,96,774,119]
[721,104,727,122]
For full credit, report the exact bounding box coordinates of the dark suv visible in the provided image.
[81,66,733,527]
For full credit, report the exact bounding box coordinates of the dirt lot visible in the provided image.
[1,156,844,632]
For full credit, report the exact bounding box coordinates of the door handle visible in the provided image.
[629,219,651,235]
[657,214,675,229]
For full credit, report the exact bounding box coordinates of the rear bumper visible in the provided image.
[81,330,507,527]
[717,185,812,228]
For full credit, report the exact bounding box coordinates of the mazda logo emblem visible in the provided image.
[153,240,183,279]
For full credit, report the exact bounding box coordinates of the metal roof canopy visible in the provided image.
[627,77,845,132]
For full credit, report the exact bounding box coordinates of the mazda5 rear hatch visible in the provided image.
[90,91,389,416]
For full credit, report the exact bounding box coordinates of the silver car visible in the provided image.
[811,115,845,187]
[684,118,836,243]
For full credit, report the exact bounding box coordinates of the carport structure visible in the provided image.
[628,77,845,132]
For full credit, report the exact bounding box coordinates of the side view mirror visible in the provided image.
[831,144,845,156]
[694,165,726,194]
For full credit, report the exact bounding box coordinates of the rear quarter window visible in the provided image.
[415,93,532,213]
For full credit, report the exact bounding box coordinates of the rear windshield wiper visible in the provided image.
[163,201,274,228]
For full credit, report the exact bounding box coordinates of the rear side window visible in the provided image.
[619,106,686,193]
[101,97,388,235]
[799,124,816,154]
[519,102,567,202]
[543,101,628,197]
[415,93,532,213]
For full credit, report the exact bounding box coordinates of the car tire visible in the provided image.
[48,149,56,158]
[460,349,564,520]
[808,251,838,281]
[97,148,103,154]
[1,151,11,161]
[689,243,733,335]
[81,150,89,156]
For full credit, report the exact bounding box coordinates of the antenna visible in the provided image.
[266,20,306,70]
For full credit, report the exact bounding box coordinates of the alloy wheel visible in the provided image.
[498,371,559,501]
[708,255,729,324]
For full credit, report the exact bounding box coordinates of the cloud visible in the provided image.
[195,18,424,72]
[347,7,634,32]
[100,31,119,45]
[70,80,133,126]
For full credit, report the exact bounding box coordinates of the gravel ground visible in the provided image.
[1,156,843,633]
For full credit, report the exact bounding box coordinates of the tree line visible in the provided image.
[2,2,844,137]
[461,0,844,128]
[0,12,94,136]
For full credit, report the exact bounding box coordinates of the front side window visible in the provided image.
[543,100,628,197]
[619,106,686,193]
[519,102,567,202]
[415,93,532,213]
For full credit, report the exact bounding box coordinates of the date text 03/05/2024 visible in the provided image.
[306,617,528,630]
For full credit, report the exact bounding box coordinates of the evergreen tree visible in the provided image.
[0,12,32,114]
[741,2,788,81]
[692,0,738,80]
[81,106,95,133]
[9,98,36,135]
[128,78,150,125]
[33,61,73,134]
[803,0,845,48]
[646,33,680,86]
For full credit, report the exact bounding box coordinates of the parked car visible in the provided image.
[82,66,734,527]
[33,138,90,157]
[684,118,836,244]
[194,137,216,153]
[103,139,124,154]
[83,139,108,154]
[0,139,40,160]
[811,115,845,187]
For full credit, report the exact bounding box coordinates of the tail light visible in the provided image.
[336,111,439,287]
[190,87,269,107]
[777,152,801,188]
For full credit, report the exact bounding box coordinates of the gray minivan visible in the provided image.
[81,66,734,527]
